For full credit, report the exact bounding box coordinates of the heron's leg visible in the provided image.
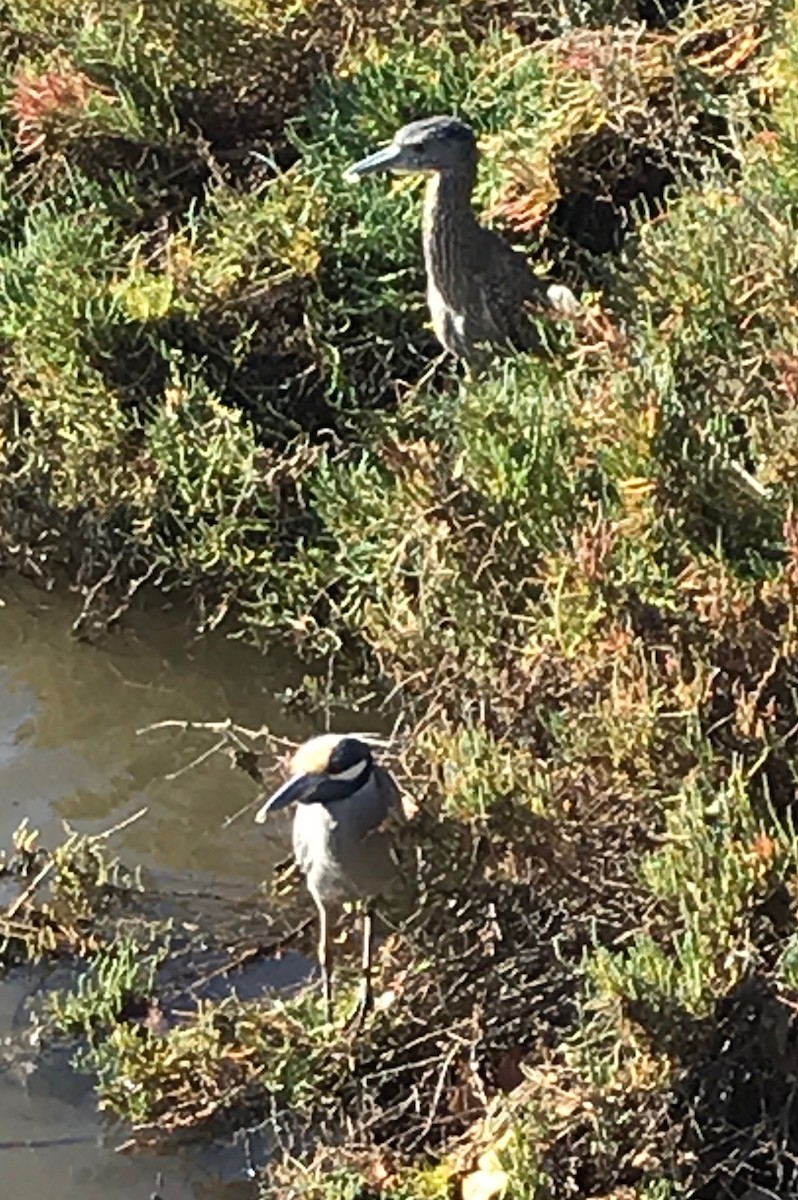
[349,903,375,1032]
[315,897,333,1023]
[361,903,374,1015]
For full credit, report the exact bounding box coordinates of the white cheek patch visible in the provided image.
[333,758,369,783]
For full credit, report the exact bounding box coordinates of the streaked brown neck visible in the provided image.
[422,168,479,297]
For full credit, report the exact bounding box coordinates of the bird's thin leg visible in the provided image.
[349,903,375,1032]
[362,904,374,1015]
[316,898,333,1023]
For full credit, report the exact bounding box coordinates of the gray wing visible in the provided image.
[470,227,578,351]
[337,766,404,900]
[374,763,401,816]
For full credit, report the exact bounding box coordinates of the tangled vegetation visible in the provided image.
[4,0,798,1195]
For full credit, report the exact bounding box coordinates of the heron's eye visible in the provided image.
[328,736,372,777]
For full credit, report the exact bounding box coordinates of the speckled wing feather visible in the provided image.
[470,226,577,354]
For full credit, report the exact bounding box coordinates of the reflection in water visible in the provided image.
[0,577,345,1199]
[0,578,311,878]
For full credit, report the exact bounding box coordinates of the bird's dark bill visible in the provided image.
[344,143,409,181]
[254,773,315,821]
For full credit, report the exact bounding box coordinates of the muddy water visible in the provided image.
[0,576,353,1199]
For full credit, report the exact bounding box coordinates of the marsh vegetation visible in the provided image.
[2,0,798,1195]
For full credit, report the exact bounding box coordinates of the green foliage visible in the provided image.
[3,0,798,1196]
[50,937,164,1039]
[50,829,141,916]
[626,778,762,998]
[61,981,346,1130]
[0,824,141,967]
[419,721,550,819]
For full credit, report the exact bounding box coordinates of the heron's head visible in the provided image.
[344,115,477,183]
[254,734,374,822]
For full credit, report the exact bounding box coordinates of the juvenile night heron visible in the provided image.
[344,115,579,362]
[254,733,407,1023]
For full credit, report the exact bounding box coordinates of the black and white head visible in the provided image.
[254,734,374,822]
[344,115,478,181]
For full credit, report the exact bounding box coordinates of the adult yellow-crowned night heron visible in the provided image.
[254,733,406,1023]
[344,115,578,361]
